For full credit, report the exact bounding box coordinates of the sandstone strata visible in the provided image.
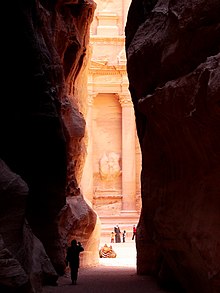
[126,1,220,293]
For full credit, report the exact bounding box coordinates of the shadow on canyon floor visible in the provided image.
[42,238,179,293]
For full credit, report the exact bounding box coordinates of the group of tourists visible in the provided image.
[111,224,136,243]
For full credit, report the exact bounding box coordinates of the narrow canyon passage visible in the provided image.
[42,238,172,293]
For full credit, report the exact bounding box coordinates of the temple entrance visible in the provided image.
[80,92,140,241]
[92,94,122,217]
[92,93,122,217]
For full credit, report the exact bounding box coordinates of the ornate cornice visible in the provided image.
[89,69,127,75]
[90,36,125,45]
[89,60,126,71]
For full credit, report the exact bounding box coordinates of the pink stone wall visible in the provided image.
[92,94,122,214]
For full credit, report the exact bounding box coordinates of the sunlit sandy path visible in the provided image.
[42,239,171,293]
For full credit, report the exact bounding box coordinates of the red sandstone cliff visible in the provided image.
[126,1,220,293]
[0,1,97,292]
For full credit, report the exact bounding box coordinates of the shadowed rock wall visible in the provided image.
[126,1,220,293]
[0,1,97,292]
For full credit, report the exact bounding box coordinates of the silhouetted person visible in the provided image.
[66,239,84,285]
[122,230,126,242]
[132,225,136,240]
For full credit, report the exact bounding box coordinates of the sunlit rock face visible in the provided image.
[126,1,220,293]
[0,0,96,292]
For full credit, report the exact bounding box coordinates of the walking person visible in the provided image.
[132,225,136,240]
[66,239,84,285]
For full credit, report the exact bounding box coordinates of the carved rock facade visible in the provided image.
[81,1,142,221]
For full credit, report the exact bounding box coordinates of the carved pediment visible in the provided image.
[90,60,109,68]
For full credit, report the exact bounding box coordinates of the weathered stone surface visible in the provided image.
[126,1,220,292]
[0,160,57,293]
[59,194,100,267]
[1,0,97,292]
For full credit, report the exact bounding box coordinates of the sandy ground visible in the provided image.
[42,237,171,293]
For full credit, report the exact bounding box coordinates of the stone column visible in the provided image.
[80,93,96,206]
[118,94,136,211]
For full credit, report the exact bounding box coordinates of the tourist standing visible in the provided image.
[114,224,121,243]
[66,239,84,285]
[132,225,136,240]
[110,231,115,243]
[122,230,126,242]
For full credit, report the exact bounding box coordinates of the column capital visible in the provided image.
[88,93,97,106]
[117,94,133,107]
